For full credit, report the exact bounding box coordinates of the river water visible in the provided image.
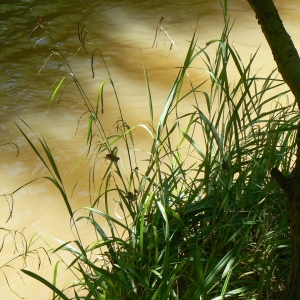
[0,0,299,298]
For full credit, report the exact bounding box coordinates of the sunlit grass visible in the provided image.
[1,1,297,299]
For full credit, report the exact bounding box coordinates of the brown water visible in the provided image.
[0,0,299,298]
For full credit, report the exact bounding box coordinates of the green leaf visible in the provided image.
[21,269,70,300]
[48,75,66,110]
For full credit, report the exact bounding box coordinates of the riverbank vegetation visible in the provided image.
[2,1,298,299]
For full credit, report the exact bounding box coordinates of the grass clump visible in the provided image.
[3,2,298,299]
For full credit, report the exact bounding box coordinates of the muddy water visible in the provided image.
[0,0,299,298]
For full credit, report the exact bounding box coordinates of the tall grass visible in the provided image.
[3,2,298,299]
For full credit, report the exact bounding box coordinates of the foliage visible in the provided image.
[2,1,298,299]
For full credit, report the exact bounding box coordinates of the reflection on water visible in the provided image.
[0,0,299,298]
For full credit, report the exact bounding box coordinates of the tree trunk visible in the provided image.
[246,0,300,298]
